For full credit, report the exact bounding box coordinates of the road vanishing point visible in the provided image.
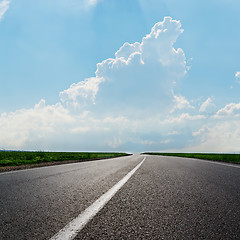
[1,155,240,239]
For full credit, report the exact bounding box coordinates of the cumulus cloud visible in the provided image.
[185,119,240,152]
[180,101,240,152]
[0,0,10,19]
[59,77,104,108]
[171,95,194,112]
[62,16,187,116]
[0,100,74,149]
[2,16,240,152]
[0,16,214,152]
[215,102,240,117]
[199,97,216,114]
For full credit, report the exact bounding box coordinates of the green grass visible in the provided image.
[0,151,131,167]
[144,152,240,164]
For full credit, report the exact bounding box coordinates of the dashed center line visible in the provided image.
[50,156,146,240]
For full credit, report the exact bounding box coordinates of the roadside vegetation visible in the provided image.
[0,151,130,167]
[144,153,240,164]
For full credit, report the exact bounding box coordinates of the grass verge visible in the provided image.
[143,152,240,164]
[0,151,131,167]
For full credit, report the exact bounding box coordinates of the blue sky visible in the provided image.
[0,0,240,152]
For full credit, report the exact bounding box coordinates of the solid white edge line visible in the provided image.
[0,155,133,175]
[188,157,240,169]
[158,155,240,169]
[50,156,146,240]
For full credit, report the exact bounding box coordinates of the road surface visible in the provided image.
[0,155,240,239]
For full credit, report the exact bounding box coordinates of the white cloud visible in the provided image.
[162,113,205,124]
[182,101,240,152]
[192,127,206,137]
[0,0,10,19]
[235,71,240,78]
[0,17,200,151]
[2,16,240,152]
[115,42,141,60]
[0,100,74,149]
[185,120,240,152]
[59,77,104,108]
[70,126,90,133]
[171,95,194,112]
[215,102,240,117]
[235,71,240,82]
[199,97,216,114]
[167,131,179,136]
[62,16,187,116]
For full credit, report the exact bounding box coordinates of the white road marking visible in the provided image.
[0,156,131,175]
[157,155,240,169]
[0,161,102,175]
[50,157,146,240]
[188,157,240,169]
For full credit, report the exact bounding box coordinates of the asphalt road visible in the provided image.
[1,155,240,239]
